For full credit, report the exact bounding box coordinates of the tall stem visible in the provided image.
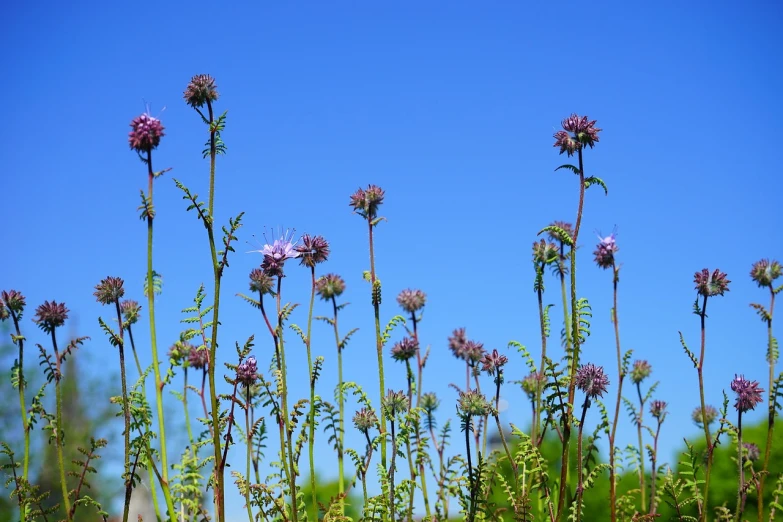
[145,150,177,520]
[735,412,744,522]
[306,268,318,515]
[9,310,30,522]
[534,269,546,455]
[760,288,776,521]
[635,382,646,511]
[557,147,586,521]
[389,419,397,522]
[246,387,255,522]
[368,220,387,468]
[277,277,299,522]
[649,419,662,515]
[411,316,431,519]
[697,294,712,522]
[575,399,590,519]
[330,295,346,508]
[51,331,72,521]
[113,300,132,522]
[609,261,623,522]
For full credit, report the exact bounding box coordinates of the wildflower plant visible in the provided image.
[3,85,782,522]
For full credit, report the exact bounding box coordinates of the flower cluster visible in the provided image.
[532,239,559,266]
[553,114,601,156]
[120,300,141,325]
[391,337,418,362]
[381,390,408,418]
[521,371,544,400]
[575,363,610,399]
[349,184,385,220]
[94,276,125,305]
[447,328,485,364]
[480,349,508,376]
[183,74,219,109]
[694,268,730,297]
[743,442,760,462]
[457,389,491,417]
[397,289,426,314]
[316,274,346,300]
[249,268,275,295]
[188,346,209,370]
[237,355,258,386]
[630,360,652,385]
[295,234,330,268]
[750,258,781,288]
[420,392,440,414]
[255,229,300,277]
[593,231,619,269]
[1,290,26,318]
[692,405,718,427]
[547,221,574,244]
[34,301,69,334]
[128,113,165,154]
[649,400,667,420]
[730,374,764,413]
[353,408,378,433]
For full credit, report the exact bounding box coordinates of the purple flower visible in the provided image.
[94,276,125,305]
[391,337,419,362]
[750,259,781,288]
[295,234,330,268]
[743,442,760,462]
[448,327,467,360]
[316,274,346,300]
[480,349,508,375]
[694,268,730,297]
[33,301,69,334]
[630,360,652,385]
[463,340,486,365]
[650,400,667,420]
[168,341,193,365]
[349,184,385,220]
[593,231,619,270]
[1,290,26,317]
[188,346,209,370]
[730,374,764,413]
[575,363,610,399]
[553,114,602,156]
[251,228,300,277]
[353,407,378,433]
[120,300,142,325]
[183,74,219,109]
[692,405,718,427]
[237,355,258,385]
[397,289,427,314]
[128,113,165,154]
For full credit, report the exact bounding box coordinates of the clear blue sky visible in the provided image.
[4,1,782,519]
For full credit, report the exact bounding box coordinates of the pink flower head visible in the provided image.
[128,112,165,153]
[730,374,764,413]
[349,184,385,220]
[593,229,619,269]
[575,363,610,399]
[694,268,730,297]
[249,228,300,277]
[553,114,601,156]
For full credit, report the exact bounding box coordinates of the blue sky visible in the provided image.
[3,1,783,519]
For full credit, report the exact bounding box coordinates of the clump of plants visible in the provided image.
[2,76,782,522]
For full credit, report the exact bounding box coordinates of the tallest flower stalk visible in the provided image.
[350,184,389,468]
[551,113,602,521]
[129,112,177,521]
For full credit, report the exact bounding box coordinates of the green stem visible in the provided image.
[404,361,416,521]
[389,419,397,522]
[635,382,646,511]
[246,387,255,522]
[306,268,318,517]
[534,269,546,451]
[145,150,177,521]
[649,419,662,515]
[9,310,29,522]
[330,295,345,509]
[368,219,387,468]
[760,288,776,521]
[736,412,744,522]
[411,316,431,519]
[51,331,72,521]
[575,398,590,520]
[609,262,623,522]
[183,368,194,445]
[697,294,712,522]
[277,277,299,522]
[114,301,132,522]
[127,326,162,522]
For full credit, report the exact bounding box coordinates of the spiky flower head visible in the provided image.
[480,349,508,376]
[650,400,667,420]
[249,268,274,295]
[575,363,610,399]
[553,114,601,156]
[397,289,426,314]
[316,274,346,301]
[692,405,718,427]
[420,392,440,414]
[743,442,760,462]
[33,301,69,334]
[593,231,619,269]
[457,389,491,417]
[168,341,193,366]
[183,74,219,109]
[349,184,385,220]
[120,300,142,325]
[730,374,764,413]
[630,360,652,385]
[750,259,781,288]
[94,276,125,305]
[353,408,378,433]
[252,228,300,277]
[295,234,330,268]
[521,372,544,400]
[188,346,209,370]
[128,113,164,154]
[463,340,486,365]
[391,337,418,362]
[694,268,730,297]
[1,290,26,317]
[448,327,467,360]
[532,239,559,266]
[237,355,258,386]
[547,221,574,244]
[382,389,408,419]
